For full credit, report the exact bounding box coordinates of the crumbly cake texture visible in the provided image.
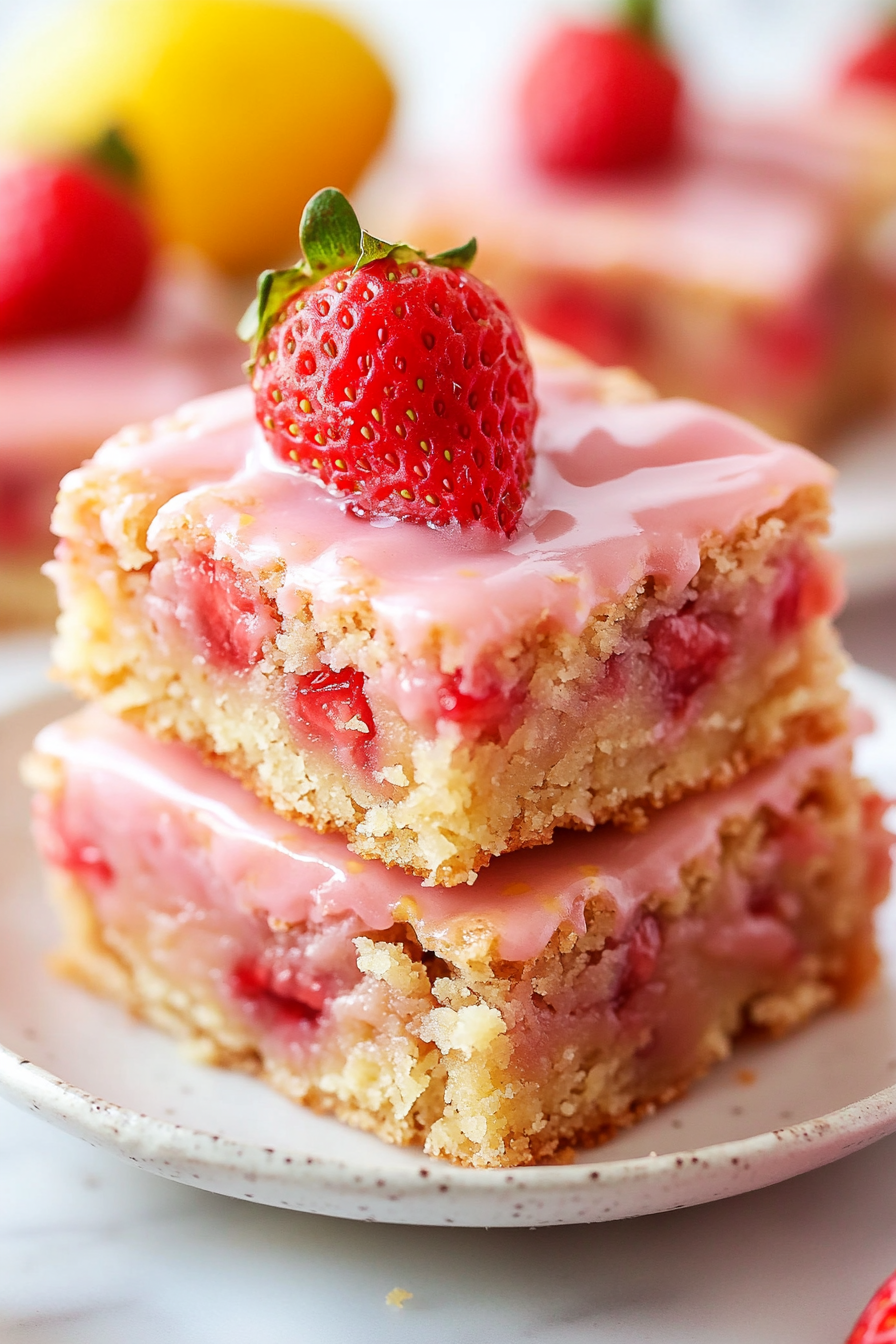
[49,336,847,887]
[27,714,890,1169]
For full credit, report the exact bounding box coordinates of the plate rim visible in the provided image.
[3,1042,896,1197]
[1,661,894,1224]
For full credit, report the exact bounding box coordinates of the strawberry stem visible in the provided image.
[238,187,476,359]
[620,0,661,43]
[86,126,140,189]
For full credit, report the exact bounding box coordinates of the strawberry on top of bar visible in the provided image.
[48,187,848,886]
[241,188,535,537]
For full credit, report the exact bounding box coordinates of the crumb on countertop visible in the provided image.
[386,1287,413,1309]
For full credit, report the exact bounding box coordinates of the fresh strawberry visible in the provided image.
[519,0,682,173]
[0,158,152,341]
[240,188,536,536]
[842,27,896,92]
[846,1269,896,1343]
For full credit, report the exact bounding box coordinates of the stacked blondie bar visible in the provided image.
[27,191,890,1168]
[362,12,896,449]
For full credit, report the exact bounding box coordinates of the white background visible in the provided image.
[0,0,893,157]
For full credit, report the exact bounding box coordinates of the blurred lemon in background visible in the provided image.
[0,0,394,274]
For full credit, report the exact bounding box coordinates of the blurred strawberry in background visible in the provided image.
[0,0,394,274]
[0,157,152,341]
[518,0,682,173]
[842,18,896,94]
[0,0,395,625]
[845,1268,896,1342]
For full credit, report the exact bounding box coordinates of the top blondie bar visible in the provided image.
[49,191,847,886]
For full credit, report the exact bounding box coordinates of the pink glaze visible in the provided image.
[0,335,239,468]
[84,357,836,690]
[1,255,244,553]
[695,94,896,283]
[695,92,896,208]
[35,709,853,963]
[1,255,243,467]
[363,157,838,302]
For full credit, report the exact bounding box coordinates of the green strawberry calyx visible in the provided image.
[619,0,662,44]
[86,126,141,189]
[238,187,476,362]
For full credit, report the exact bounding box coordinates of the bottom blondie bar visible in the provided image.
[26,711,889,1168]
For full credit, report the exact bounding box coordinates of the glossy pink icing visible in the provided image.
[0,336,238,467]
[695,91,896,205]
[363,157,837,302]
[88,359,834,681]
[36,709,853,962]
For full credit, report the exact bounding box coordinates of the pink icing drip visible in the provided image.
[36,710,853,963]
[94,364,836,680]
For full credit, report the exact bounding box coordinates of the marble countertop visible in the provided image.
[3,1095,896,1344]
[1,601,895,1343]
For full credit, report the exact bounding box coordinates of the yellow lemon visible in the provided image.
[0,0,394,273]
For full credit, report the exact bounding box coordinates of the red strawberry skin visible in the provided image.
[252,258,536,535]
[0,159,152,341]
[519,25,682,174]
[842,30,896,92]
[846,1269,896,1343]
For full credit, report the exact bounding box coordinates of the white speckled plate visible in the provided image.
[0,666,895,1228]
